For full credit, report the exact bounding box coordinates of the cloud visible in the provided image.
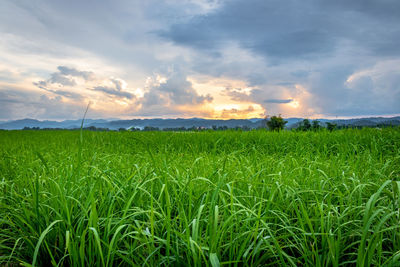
[339,60,400,115]
[46,66,94,86]
[160,0,333,59]
[110,78,124,91]
[217,105,265,119]
[264,99,294,104]
[49,72,77,86]
[92,85,135,99]
[90,77,135,99]
[142,70,213,107]
[29,65,214,119]
[1,0,400,119]
[160,0,400,60]
[154,0,400,117]
[34,66,136,101]
[33,67,85,100]
[222,86,252,102]
[33,80,83,100]
[220,105,254,118]
[37,65,94,87]
[57,66,94,80]
[0,86,88,120]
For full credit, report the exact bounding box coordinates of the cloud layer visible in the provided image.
[0,0,399,120]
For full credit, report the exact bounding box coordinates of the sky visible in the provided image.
[0,0,400,120]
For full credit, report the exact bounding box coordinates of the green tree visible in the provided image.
[266,115,287,131]
[312,120,321,131]
[298,119,312,131]
[326,122,337,132]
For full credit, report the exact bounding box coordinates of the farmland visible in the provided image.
[1,128,400,266]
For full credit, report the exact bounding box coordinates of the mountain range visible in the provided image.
[1,116,399,130]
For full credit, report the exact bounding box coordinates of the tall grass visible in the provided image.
[0,128,400,266]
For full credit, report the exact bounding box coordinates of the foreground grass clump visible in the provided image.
[1,128,400,266]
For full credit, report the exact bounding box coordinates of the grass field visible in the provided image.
[1,128,400,266]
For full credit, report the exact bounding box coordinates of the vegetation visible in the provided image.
[297,119,312,131]
[312,120,321,131]
[326,122,337,132]
[265,115,288,131]
[1,128,400,266]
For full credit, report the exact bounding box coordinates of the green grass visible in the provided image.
[1,128,400,266]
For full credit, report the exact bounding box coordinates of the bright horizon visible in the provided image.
[1,0,400,121]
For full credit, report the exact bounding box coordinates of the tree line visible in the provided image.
[19,117,398,132]
[264,115,336,131]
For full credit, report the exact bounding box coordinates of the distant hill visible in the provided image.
[0,118,264,130]
[0,116,399,130]
[0,119,108,130]
[332,116,400,127]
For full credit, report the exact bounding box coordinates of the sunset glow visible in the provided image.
[288,99,300,109]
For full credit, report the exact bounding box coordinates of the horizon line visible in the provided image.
[1,113,400,123]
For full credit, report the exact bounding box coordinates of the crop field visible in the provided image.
[1,128,400,266]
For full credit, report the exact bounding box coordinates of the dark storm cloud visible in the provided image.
[160,0,400,60]
[160,0,332,59]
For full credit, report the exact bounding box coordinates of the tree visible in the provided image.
[266,115,287,131]
[298,119,312,131]
[326,122,337,132]
[312,120,321,131]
